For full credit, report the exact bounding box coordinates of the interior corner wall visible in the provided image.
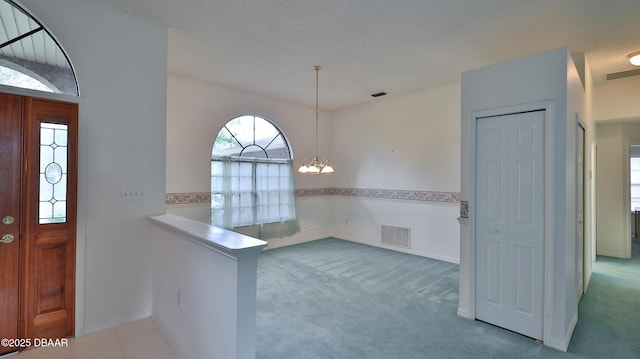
[459,48,582,351]
[18,0,169,334]
[595,120,640,259]
[582,55,595,291]
[165,74,334,246]
[329,83,461,263]
[166,76,462,261]
[595,123,628,258]
[565,51,585,340]
[592,76,640,259]
[593,77,640,122]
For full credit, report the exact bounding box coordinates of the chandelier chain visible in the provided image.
[297,65,334,174]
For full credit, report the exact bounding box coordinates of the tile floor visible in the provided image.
[9,317,177,359]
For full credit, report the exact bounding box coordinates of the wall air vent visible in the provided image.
[605,68,640,81]
[381,225,411,249]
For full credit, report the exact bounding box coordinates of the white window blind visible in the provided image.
[211,157,296,231]
[631,157,640,211]
[211,115,298,239]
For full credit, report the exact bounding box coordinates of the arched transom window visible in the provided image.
[0,0,78,95]
[211,115,298,238]
[213,115,291,158]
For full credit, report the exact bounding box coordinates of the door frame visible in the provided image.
[576,118,586,299]
[469,101,555,345]
[0,84,87,337]
[624,141,640,258]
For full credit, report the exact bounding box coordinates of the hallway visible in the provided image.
[568,241,640,356]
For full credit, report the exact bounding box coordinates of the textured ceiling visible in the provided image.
[96,0,640,110]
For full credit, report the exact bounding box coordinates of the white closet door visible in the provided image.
[475,110,545,340]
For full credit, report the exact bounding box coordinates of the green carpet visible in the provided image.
[567,241,640,357]
[256,238,640,358]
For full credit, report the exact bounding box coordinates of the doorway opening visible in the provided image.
[629,145,640,257]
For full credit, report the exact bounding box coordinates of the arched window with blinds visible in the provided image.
[211,115,299,239]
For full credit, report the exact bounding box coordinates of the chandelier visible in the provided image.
[298,65,334,174]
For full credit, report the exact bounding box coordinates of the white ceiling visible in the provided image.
[96,0,640,111]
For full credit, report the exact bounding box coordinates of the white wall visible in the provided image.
[595,124,627,257]
[330,197,459,262]
[459,48,584,351]
[330,83,461,262]
[166,76,462,262]
[595,121,640,258]
[151,214,266,359]
[16,0,638,343]
[582,55,595,290]
[592,76,640,259]
[19,0,168,334]
[166,74,334,245]
[331,84,460,191]
[593,77,640,122]
[564,50,586,342]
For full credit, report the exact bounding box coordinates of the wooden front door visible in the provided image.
[0,93,23,355]
[0,93,77,355]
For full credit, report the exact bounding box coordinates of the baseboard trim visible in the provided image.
[82,310,151,336]
[153,312,184,359]
[335,234,460,264]
[596,250,630,259]
[457,307,473,319]
[264,235,327,250]
[544,312,576,352]
[265,235,460,265]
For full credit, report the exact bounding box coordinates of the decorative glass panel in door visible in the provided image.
[39,123,69,224]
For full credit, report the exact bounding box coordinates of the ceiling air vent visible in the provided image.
[606,68,640,81]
